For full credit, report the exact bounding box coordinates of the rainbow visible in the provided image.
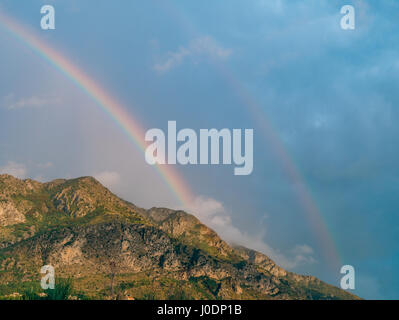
[0,12,194,206]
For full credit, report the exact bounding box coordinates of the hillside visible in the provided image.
[0,174,358,300]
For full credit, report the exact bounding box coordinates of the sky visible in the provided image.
[0,0,398,299]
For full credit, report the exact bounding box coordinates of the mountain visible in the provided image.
[0,174,358,300]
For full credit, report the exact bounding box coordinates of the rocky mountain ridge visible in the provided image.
[0,174,358,300]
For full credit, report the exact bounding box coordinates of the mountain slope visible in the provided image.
[0,174,358,300]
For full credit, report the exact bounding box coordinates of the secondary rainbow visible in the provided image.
[163,3,342,268]
[0,12,193,206]
[218,65,342,268]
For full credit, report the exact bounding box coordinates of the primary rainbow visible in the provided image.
[0,12,193,206]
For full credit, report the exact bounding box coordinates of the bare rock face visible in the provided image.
[145,208,234,259]
[0,201,26,226]
[233,245,287,278]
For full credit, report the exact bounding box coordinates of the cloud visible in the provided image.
[3,94,60,110]
[184,196,316,269]
[94,171,121,189]
[0,162,27,179]
[154,36,232,72]
[289,244,317,266]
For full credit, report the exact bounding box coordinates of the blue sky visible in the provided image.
[0,0,398,299]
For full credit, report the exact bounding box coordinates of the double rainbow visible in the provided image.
[0,10,341,269]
